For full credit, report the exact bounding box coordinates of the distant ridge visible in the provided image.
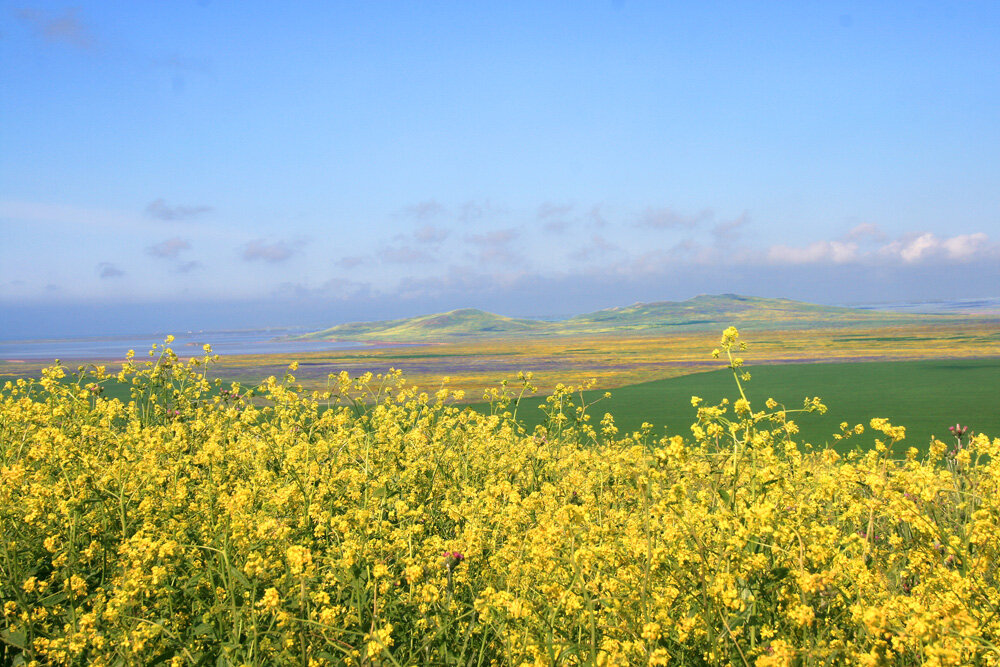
[296,294,953,342]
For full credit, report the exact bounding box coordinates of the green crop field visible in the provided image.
[476,357,1000,453]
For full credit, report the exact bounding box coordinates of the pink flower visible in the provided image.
[442,551,465,569]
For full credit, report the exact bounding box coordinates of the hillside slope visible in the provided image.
[296,294,946,342]
[300,308,546,341]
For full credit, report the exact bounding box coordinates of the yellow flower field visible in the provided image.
[2,329,999,666]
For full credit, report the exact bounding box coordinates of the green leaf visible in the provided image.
[1,628,27,650]
[37,590,68,606]
[230,568,251,590]
[192,622,214,637]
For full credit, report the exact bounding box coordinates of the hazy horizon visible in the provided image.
[4,291,1000,342]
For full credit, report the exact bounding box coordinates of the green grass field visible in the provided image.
[476,358,1000,453]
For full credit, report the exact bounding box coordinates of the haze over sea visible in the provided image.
[0,329,366,362]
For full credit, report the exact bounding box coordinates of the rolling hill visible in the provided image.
[303,308,543,341]
[295,294,957,342]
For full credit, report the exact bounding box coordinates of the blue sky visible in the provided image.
[2,1,999,336]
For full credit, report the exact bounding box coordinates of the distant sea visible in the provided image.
[847,296,1000,315]
[0,329,367,361]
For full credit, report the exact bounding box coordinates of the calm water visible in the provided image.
[0,330,367,361]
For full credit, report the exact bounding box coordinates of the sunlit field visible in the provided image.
[4,321,1000,400]
[3,329,1000,665]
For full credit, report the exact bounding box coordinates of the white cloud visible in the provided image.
[880,232,992,263]
[768,240,859,264]
[942,233,988,260]
[769,231,995,266]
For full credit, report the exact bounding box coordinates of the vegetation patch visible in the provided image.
[478,358,1000,454]
[3,331,1000,665]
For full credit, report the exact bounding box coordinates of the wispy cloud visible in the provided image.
[543,220,569,233]
[378,246,434,264]
[274,278,372,300]
[637,207,713,230]
[538,202,574,233]
[146,237,191,259]
[241,239,298,263]
[711,212,749,244]
[767,240,859,264]
[413,225,449,244]
[466,228,521,265]
[392,265,526,300]
[587,204,609,228]
[569,235,620,262]
[457,200,507,223]
[97,262,124,279]
[336,256,367,269]
[174,260,202,274]
[537,202,573,219]
[16,7,95,51]
[145,198,213,221]
[843,222,885,242]
[400,200,445,220]
[468,229,518,246]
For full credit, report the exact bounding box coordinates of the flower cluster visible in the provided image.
[1,330,999,665]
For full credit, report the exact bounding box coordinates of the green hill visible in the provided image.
[566,294,907,332]
[299,308,546,341]
[296,294,952,342]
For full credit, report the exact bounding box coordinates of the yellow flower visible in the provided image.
[286,545,313,576]
[258,587,280,610]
